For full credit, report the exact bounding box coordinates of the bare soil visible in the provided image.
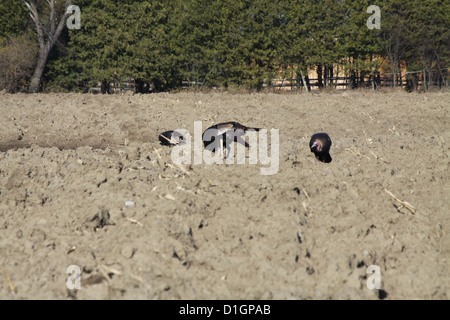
[0,90,448,299]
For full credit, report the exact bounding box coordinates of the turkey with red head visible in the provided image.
[310,133,332,163]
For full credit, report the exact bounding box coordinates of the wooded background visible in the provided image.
[0,0,448,93]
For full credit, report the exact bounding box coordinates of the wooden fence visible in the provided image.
[270,70,448,91]
[88,70,448,93]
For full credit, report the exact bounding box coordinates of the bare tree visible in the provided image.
[22,0,72,93]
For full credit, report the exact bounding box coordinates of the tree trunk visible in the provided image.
[428,70,432,90]
[317,65,323,89]
[299,69,309,92]
[393,65,396,88]
[329,66,333,88]
[422,63,427,92]
[28,45,50,93]
[101,80,111,94]
[351,71,357,89]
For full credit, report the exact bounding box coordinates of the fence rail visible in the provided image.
[270,71,448,91]
[88,71,448,93]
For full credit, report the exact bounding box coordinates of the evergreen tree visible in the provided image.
[340,0,383,88]
[406,0,449,90]
[39,0,448,92]
[0,0,29,39]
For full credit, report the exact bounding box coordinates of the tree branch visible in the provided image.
[23,1,46,51]
[49,0,56,36]
[50,0,73,47]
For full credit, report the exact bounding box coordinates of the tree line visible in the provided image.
[0,0,448,93]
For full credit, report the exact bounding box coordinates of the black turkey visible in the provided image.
[310,133,332,163]
[202,121,260,157]
[159,130,185,146]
